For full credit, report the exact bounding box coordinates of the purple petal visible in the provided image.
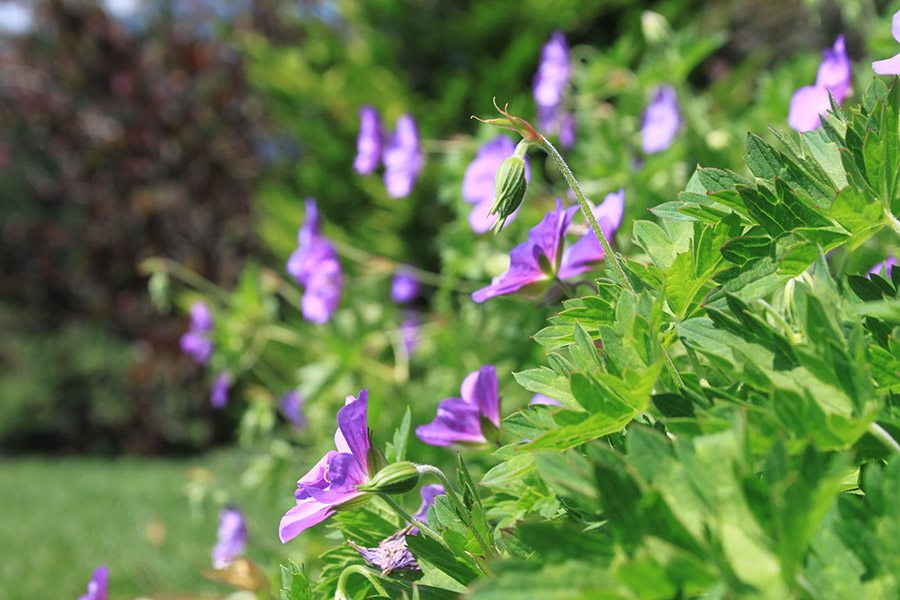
[295,450,338,501]
[815,35,851,103]
[280,390,306,429]
[641,86,681,154]
[354,105,383,175]
[398,317,420,356]
[304,453,368,501]
[530,393,564,406]
[301,268,342,324]
[558,188,625,280]
[352,531,420,573]
[298,198,321,246]
[79,565,109,600]
[180,331,214,365]
[336,390,370,469]
[462,136,517,205]
[873,52,900,76]
[533,30,571,129]
[279,498,335,544]
[527,198,579,269]
[558,112,576,148]
[461,365,500,427]
[210,370,232,409]
[416,397,486,446]
[892,9,900,43]
[212,507,248,569]
[867,257,898,278]
[471,241,546,303]
[788,85,831,132]
[391,271,420,303]
[413,484,446,523]
[383,114,424,198]
[189,301,214,331]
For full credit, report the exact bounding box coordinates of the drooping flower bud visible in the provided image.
[641,11,671,44]
[357,461,421,495]
[488,141,530,234]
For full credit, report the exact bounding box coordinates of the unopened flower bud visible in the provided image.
[357,461,421,495]
[366,445,388,476]
[641,11,671,45]
[488,152,528,234]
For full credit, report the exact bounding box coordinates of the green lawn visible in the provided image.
[0,451,292,599]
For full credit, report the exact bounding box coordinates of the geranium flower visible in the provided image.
[867,257,897,278]
[383,114,424,198]
[390,268,420,303]
[641,86,681,154]
[280,390,306,429]
[789,36,852,132]
[398,316,420,356]
[210,370,232,409]
[349,530,420,575]
[279,391,373,543]
[873,11,900,75]
[79,566,108,600]
[410,483,445,534]
[416,366,500,446]
[354,105,383,175]
[287,198,343,324]
[471,189,624,303]
[179,301,214,365]
[462,136,531,233]
[212,507,248,569]
[533,30,574,146]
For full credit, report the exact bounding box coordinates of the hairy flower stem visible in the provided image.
[334,565,388,600]
[379,494,447,549]
[541,139,684,387]
[416,464,494,554]
[883,205,900,239]
[868,422,900,454]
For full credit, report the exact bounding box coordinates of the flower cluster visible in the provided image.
[788,36,852,132]
[641,86,681,154]
[462,136,532,233]
[179,301,214,365]
[471,189,625,303]
[354,107,424,198]
[416,365,501,446]
[287,198,343,324]
[212,507,249,569]
[533,30,575,148]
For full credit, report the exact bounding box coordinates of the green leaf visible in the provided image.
[513,367,576,408]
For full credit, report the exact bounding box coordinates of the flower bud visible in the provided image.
[488,155,528,234]
[357,461,421,495]
[366,445,388,476]
[334,493,373,512]
[641,11,671,45]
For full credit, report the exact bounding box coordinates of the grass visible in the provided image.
[0,450,291,599]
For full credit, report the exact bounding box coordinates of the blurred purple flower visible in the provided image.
[287,198,343,324]
[354,105,383,175]
[641,86,681,154]
[530,393,563,406]
[0,3,33,36]
[279,391,372,543]
[533,30,572,139]
[391,269,420,303]
[179,300,214,365]
[349,530,420,575]
[383,115,424,198]
[471,191,623,303]
[462,136,532,233]
[398,317,420,356]
[411,484,445,532]
[212,507,249,569]
[211,370,232,409]
[280,390,306,429]
[873,12,900,75]
[789,36,852,132]
[558,112,576,149]
[78,566,108,600]
[867,257,898,278]
[416,366,500,446]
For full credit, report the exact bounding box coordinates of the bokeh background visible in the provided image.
[0,0,896,597]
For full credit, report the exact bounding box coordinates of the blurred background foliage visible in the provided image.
[2,0,899,597]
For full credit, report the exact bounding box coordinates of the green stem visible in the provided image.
[868,422,900,454]
[379,494,448,549]
[755,299,802,344]
[416,464,493,554]
[883,205,900,239]
[540,138,683,387]
[140,257,229,303]
[334,565,388,600]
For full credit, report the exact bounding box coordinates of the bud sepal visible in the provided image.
[357,461,421,495]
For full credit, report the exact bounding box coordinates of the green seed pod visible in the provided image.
[357,461,421,495]
[488,155,528,234]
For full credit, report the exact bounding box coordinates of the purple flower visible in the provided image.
[789,36,852,132]
[867,257,897,278]
[398,317,420,356]
[354,105,383,175]
[179,300,214,365]
[533,30,572,137]
[279,391,373,543]
[873,12,900,75]
[212,507,249,569]
[411,483,445,531]
[286,198,343,324]
[530,393,563,406]
[471,190,624,303]
[79,566,108,600]
[391,269,420,303]
[462,137,532,233]
[383,115,424,198]
[349,530,420,575]
[211,370,232,409]
[416,366,500,446]
[641,86,681,154]
[280,390,306,429]
[558,112,576,149]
